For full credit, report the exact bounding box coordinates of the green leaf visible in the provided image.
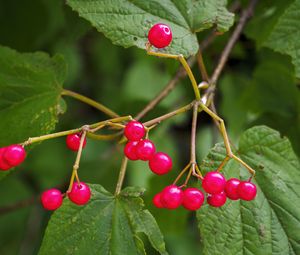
[39,184,168,255]
[245,0,300,78]
[197,126,300,255]
[264,0,300,78]
[0,46,66,180]
[66,0,234,57]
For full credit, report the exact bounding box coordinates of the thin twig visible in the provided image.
[197,50,209,81]
[0,197,35,215]
[115,157,129,195]
[210,0,258,85]
[61,89,119,118]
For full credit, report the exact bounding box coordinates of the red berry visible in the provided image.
[135,139,156,161]
[41,188,63,211]
[207,192,227,207]
[3,144,26,167]
[148,152,172,175]
[124,121,145,141]
[0,148,12,171]
[225,178,241,200]
[148,23,172,48]
[124,141,139,160]
[152,193,164,208]
[238,181,257,201]
[182,188,205,211]
[202,171,226,194]
[68,182,91,205]
[66,133,87,151]
[160,185,183,209]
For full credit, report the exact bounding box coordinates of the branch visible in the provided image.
[0,197,35,215]
[210,0,258,85]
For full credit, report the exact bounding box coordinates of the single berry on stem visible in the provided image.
[238,181,257,201]
[41,188,63,210]
[68,182,91,205]
[152,193,164,208]
[124,141,139,160]
[225,178,241,200]
[160,185,183,209]
[149,152,172,175]
[207,192,227,207]
[148,23,172,48]
[66,133,87,151]
[124,121,146,141]
[0,148,12,171]
[3,144,26,167]
[182,188,205,211]
[135,139,156,161]
[202,171,226,194]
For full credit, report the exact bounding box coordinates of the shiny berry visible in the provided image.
[152,193,164,208]
[160,185,183,209]
[207,192,227,207]
[3,144,26,167]
[148,23,172,48]
[68,182,91,205]
[182,188,205,211]
[0,148,12,171]
[238,181,257,201]
[148,152,172,175]
[66,133,87,151]
[202,171,226,194]
[225,178,241,200]
[124,121,146,141]
[124,141,139,160]
[41,188,63,211]
[135,139,156,161]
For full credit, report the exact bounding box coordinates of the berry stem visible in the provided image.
[61,89,119,118]
[146,50,201,101]
[22,116,132,146]
[190,103,199,167]
[143,101,195,127]
[67,130,87,193]
[173,163,191,185]
[115,157,128,195]
[182,166,193,187]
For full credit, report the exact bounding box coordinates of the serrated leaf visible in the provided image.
[264,0,300,78]
[66,0,234,57]
[197,126,300,255]
[39,184,168,255]
[245,0,300,78]
[0,46,66,180]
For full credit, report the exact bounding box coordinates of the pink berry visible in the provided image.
[152,193,164,208]
[68,182,91,205]
[41,188,63,211]
[124,121,145,141]
[202,171,226,194]
[238,181,257,201]
[135,139,156,161]
[66,133,87,151]
[207,192,227,207]
[0,148,12,171]
[3,144,26,167]
[124,141,139,160]
[148,152,172,175]
[148,23,172,48]
[182,188,205,211]
[225,178,241,200]
[160,185,183,209]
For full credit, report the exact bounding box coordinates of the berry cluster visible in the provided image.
[123,121,173,175]
[0,144,26,171]
[41,182,91,211]
[40,133,90,211]
[153,172,257,210]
